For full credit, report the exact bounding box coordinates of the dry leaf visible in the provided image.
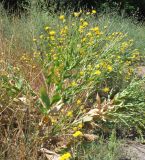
[40,148,60,160]
[84,134,99,141]
[82,115,93,122]
[18,96,30,105]
[96,93,101,110]
[49,100,63,114]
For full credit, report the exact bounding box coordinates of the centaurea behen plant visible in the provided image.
[32,9,143,157]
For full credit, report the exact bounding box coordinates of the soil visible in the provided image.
[120,141,145,160]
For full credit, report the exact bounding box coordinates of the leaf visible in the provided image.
[40,87,50,109]
[46,74,52,85]
[82,115,93,122]
[39,105,48,114]
[18,96,28,105]
[56,83,62,92]
[15,78,23,90]
[39,148,60,160]
[51,94,61,105]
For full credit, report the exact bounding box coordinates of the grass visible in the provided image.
[0,3,145,160]
[73,131,123,160]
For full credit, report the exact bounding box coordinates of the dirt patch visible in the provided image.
[120,141,145,160]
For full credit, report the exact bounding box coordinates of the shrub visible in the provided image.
[0,0,29,13]
[32,10,141,138]
[43,0,145,20]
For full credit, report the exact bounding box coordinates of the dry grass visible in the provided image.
[0,31,44,159]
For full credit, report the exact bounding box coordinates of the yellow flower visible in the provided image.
[103,87,110,93]
[80,71,84,76]
[100,62,107,68]
[79,26,84,33]
[50,36,55,41]
[74,12,80,17]
[79,26,83,30]
[86,32,92,37]
[60,26,68,35]
[53,54,58,60]
[51,118,57,125]
[88,41,94,46]
[49,31,56,36]
[73,131,83,137]
[94,70,101,75]
[71,81,77,87]
[96,64,100,68]
[59,152,71,160]
[107,65,113,72]
[45,26,49,31]
[82,21,88,27]
[81,38,86,43]
[80,18,84,22]
[59,15,65,21]
[90,27,100,35]
[77,99,82,105]
[67,111,73,117]
[39,35,44,39]
[86,11,90,15]
[92,10,97,14]
[33,38,37,42]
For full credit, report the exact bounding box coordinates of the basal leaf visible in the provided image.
[40,87,50,109]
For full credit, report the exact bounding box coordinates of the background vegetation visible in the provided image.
[1,0,145,20]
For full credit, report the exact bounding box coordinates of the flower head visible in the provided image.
[73,131,83,137]
[92,10,97,14]
[59,15,65,21]
[94,70,101,75]
[91,27,101,35]
[49,31,56,36]
[86,11,90,15]
[39,35,44,39]
[71,81,77,87]
[33,38,37,42]
[77,99,82,105]
[59,152,71,160]
[67,111,73,117]
[107,65,113,72]
[45,26,49,31]
[82,21,88,27]
[103,87,110,93]
[74,12,81,17]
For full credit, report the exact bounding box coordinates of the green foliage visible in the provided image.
[74,133,122,160]
[40,0,145,19]
[31,10,144,141]
[107,78,145,135]
[33,11,141,109]
[1,0,145,19]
